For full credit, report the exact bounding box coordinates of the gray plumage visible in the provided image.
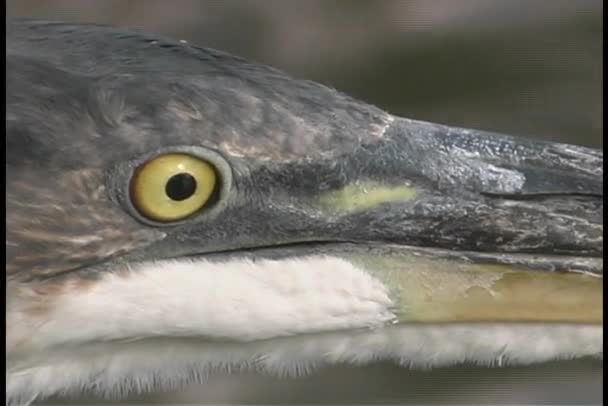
[6,19,603,405]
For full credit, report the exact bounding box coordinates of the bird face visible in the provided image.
[6,19,602,404]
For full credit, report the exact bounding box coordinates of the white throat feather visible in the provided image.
[7,256,603,405]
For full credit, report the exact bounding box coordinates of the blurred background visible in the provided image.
[8,0,603,404]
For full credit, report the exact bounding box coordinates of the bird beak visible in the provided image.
[340,118,603,325]
[222,117,603,326]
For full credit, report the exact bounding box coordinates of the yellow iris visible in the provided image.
[131,154,217,222]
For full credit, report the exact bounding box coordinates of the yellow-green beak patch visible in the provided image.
[352,254,602,325]
[317,182,417,214]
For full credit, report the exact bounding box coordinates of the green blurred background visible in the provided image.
[8,0,603,404]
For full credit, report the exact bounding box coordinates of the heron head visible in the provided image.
[6,19,602,404]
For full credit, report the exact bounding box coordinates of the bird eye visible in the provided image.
[130,153,217,222]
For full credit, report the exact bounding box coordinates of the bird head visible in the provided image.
[6,19,602,404]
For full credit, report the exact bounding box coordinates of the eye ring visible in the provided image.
[130,153,218,222]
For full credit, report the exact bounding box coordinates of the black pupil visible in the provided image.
[165,173,197,201]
